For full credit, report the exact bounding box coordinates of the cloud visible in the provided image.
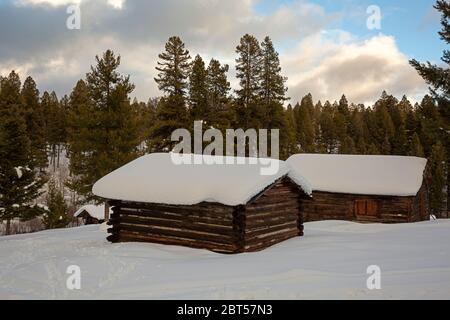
[0,0,427,105]
[0,0,331,99]
[284,33,427,105]
[14,0,125,9]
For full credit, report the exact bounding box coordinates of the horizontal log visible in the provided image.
[246,227,298,244]
[245,221,298,239]
[245,215,298,228]
[119,201,234,215]
[246,200,300,212]
[244,230,300,252]
[251,194,299,205]
[118,230,240,253]
[118,207,234,224]
[121,210,233,229]
[116,214,235,236]
[117,223,236,245]
[245,209,298,220]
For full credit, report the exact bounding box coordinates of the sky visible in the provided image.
[0,0,445,105]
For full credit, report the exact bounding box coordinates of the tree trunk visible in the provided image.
[5,219,11,236]
[447,164,450,219]
[104,202,110,221]
[57,144,61,168]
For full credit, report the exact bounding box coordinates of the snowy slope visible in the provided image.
[1,220,450,300]
[287,154,427,196]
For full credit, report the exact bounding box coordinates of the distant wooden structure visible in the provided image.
[92,153,311,253]
[288,154,430,223]
[74,205,108,225]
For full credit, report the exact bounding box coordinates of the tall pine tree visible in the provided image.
[189,55,208,122]
[43,179,71,229]
[259,36,289,157]
[410,0,450,215]
[235,34,262,128]
[21,76,47,170]
[67,51,140,202]
[205,58,232,131]
[150,36,191,151]
[0,71,47,235]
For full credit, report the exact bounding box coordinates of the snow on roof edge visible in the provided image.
[92,153,312,206]
[287,154,427,197]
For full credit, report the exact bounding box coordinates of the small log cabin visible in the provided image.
[287,154,430,223]
[93,153,312,253]
[74,204,109,225]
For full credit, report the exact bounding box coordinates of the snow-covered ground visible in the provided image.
[1,220,450,300]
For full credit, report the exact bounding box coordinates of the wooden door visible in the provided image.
[354,199,378,217]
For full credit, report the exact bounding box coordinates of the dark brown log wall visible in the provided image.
[107,201,239,253]
[411,181,430,222]
[302,179,430,223]
[242,180,304,252]
[106,178,305,253]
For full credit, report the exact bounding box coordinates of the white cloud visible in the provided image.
[14,0,125,9]
[2,0,428,105]
[284,32,427,105]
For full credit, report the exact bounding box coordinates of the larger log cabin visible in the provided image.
[93,153,311,253]
[287,154,430,223]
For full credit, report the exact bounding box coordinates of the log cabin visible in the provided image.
[92,153,312,253]
[287,154,430,223]
[74,204,109,225]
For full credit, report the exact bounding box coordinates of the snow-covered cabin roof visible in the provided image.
[287,154,427,197]
[92,153,311,206]
[74,204,110,220]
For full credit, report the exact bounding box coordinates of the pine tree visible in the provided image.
[410,0,450,128]
[417,95,442,157]
[366,143,380,155]
[59,95,70,145]
[334,111,348,151]
[319,101,337,153]
[189,55,208,122]
[405,108,419,138]
[257,36,290,157]
[150,36,191,151]
[282,104,299,158]
[356,136,367,154]
[348,107,367,152]
[409,132,425,157]
[235,34,262,128]
[67,51,140,202]
[410,0,450,215]
[134,98,158,152]
[386,96,408,155]
[260,36,288,106]
[206,58,232,131]
[42,91,64,170]
[295,96,315,153]
[43,180,71,229]
[66,80,91,200]
[155,36,191,97]
[21,76,47,170]
[0,71,47,235]
[339,136,356,154]
[337,95,351,133]
[429,142,447,217]
[372,92,396,153]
